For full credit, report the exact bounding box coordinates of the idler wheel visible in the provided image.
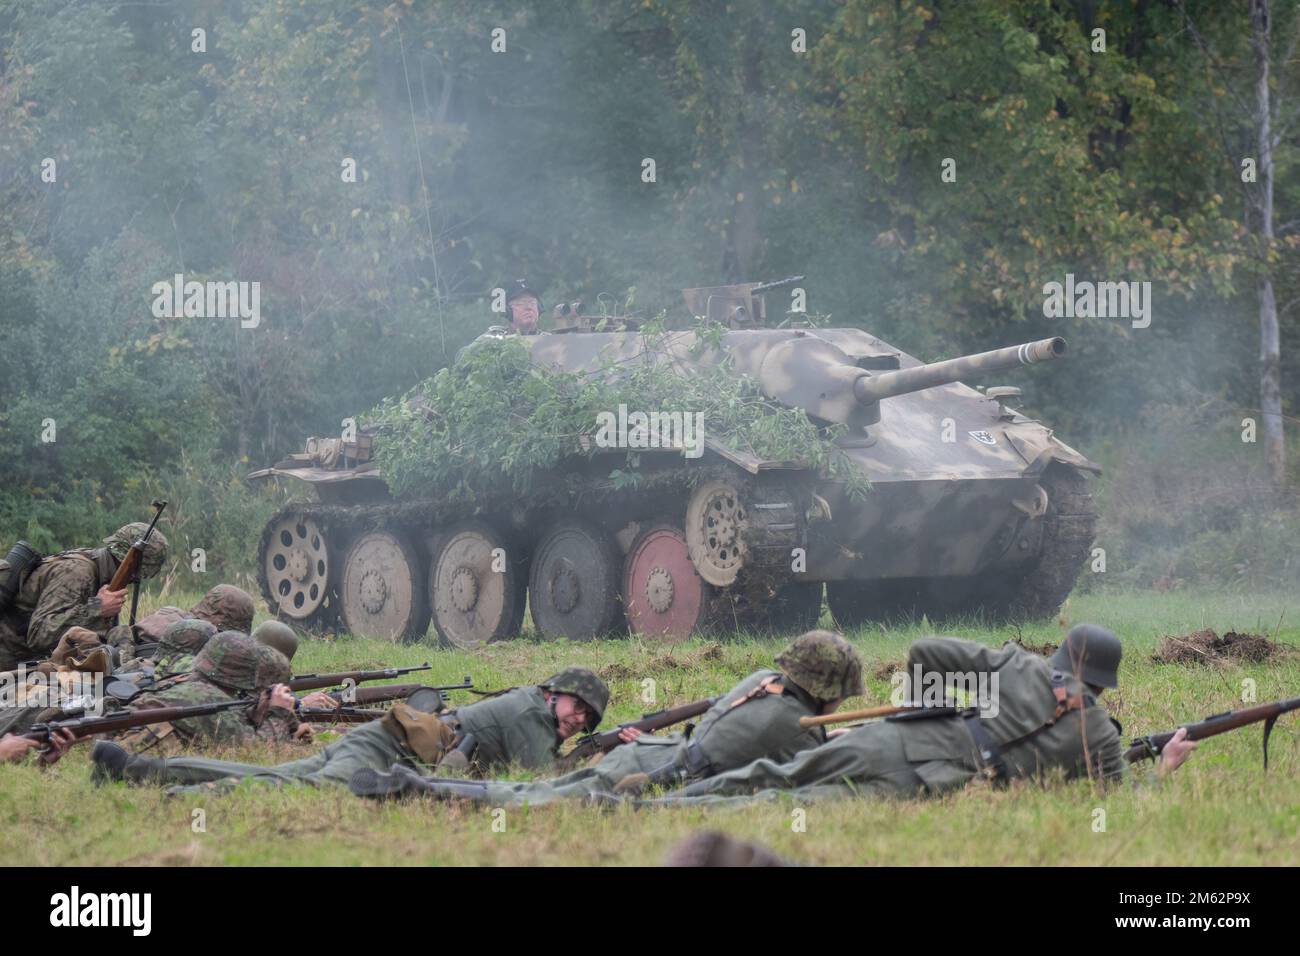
[261,514,331,621]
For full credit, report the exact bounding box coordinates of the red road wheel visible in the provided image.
[623,524,708,644]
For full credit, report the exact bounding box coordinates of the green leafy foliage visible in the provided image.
[366,328,870,503]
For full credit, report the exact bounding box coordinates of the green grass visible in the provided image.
[2,589,1297,866]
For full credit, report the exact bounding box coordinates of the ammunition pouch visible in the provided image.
[961,712,1008,782]
[0,541,42,611]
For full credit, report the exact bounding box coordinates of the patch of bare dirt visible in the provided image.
[872,659,905,681]
[1151,628,1292,665]
[599,643,724,680]
[1012,638,1059,656]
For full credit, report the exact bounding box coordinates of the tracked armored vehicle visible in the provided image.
[251,280,1098,646]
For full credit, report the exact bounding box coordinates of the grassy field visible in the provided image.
[2,589,1298,866]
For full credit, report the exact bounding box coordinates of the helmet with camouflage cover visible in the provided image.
[539,667,609,729]
[251,620,299,661]
[189,584,255,634]
[193,631,265,692]
[103,523,170,579]
[156,618,217,659]
[252,643,292,689]
[776,629,865,702]
[1049,623,1122,689]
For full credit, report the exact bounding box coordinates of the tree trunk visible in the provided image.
[1252,0,1285,486]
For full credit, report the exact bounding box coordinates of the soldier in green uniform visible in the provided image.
[89,667,610,794]
[0,524,170,670]
[348,630,865,805]
[632,624,1197,807]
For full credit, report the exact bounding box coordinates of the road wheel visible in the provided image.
[339,531,430,642]
[623,524,709,644]
[529,518,622,641]
[429,521,527,649]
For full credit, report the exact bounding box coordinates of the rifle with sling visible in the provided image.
[1126,696,1300,768]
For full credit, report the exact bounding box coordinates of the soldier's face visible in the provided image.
[509,295,540,332]
[553,693,593,739]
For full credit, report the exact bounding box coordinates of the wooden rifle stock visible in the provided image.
[799,704,907,728]
[561,696,719,768]
[1125,696,1300,767]
[105,501,167,593]
[286,664,453,692]
[24,697,253,745]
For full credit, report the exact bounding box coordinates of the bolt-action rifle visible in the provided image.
[105,500,167,628]
[1126,696,1300,768]
[558,697,719,770]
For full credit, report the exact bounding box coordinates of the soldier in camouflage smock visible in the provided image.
[114,618,218,683]
[108,583,253,660]
[634,625,1197,807]
[349,631,864,805]
[91,667,610,794]
[0,524,169,670]
[0,626,118,737]
[99,631,298,758]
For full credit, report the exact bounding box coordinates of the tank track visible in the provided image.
[704,473,812,631]
[997,464,1098,620]
[256,501,443,632]
[258,458,816,637]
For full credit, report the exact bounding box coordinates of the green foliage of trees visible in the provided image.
[0,0,1296,588]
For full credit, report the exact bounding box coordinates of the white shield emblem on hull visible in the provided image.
[968,430,997,445]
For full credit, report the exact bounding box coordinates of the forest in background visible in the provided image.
[2,0,1298,593]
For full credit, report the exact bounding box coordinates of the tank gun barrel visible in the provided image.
[853,337,1066,404]
[749,275,805,295]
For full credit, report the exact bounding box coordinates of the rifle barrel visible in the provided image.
[287,663,437,692]
[1125,697,1300,763]
[564,697,718,764]
[25,697,252,743]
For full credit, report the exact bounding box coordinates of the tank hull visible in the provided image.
[251,325,1098,642]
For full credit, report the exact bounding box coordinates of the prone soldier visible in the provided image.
[349,630,864,805]
[89,666,610,794]
[632,625,1196,808]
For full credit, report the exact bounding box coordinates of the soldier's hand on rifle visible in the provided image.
[96,585,128,618]
[0,734,42,763]
[269,683,295,711]
[292,723,315,743]
[37,728,79,766]
[617,726,644,744]
[298,691,336,709]
[1157,727,1197,777]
